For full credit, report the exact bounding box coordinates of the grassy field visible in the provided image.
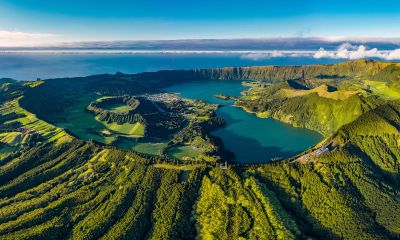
[168,145,201,160]
[98,119,145,137]
[54,95,112,143]
[95,95,133,112]
[365,80,400,99]
[117,141,168,156]
[133,142,167,155]
[104,103,133,113]
[54,94,144,146]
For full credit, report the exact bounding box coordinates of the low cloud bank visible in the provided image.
[2,42,400,61]
[314,43,400,60]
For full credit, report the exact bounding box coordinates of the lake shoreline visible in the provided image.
[165,80,323,164]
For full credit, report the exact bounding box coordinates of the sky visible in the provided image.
[1,0,400,46]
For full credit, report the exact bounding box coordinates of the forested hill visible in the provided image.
[12,59,400,91]
[0,89,399,240]
[131,59,400,85]
[0,60,399,239]
[192,59,390,82]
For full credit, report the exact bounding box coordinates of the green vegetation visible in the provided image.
[214,94,236,100]
[53,94,117,144]
[105,102,134,113]
[193,59,399,84]
[0,97,72,146]
[167,145,201,160]
[237,89,382,136]
[118,142,168,156]
[16,76,229,162]
[364,80,400,99]
[195,169,301,239]
[0,60,399,239]
[233,60,400,136]
[108,104,133,112]
[98,120,145,137]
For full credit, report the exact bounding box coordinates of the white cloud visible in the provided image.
[386,49,400,60]
[241,53,264,60]
[314,43,400,60]
[0,30,61,47]
[0,30,60,40]
[1,41,400,61]
[313,48,335,59]
[239,45,400,60]
[240,50,312,60]
[240,52,273,60]
[270,50,284,57]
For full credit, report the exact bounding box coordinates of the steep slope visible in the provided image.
[134,59,393,84]
[0,102,398,240]
[0,141,204,240]
[237,92,383,136]
[1,60,399,239]
[193,100,400,239]
[192,59,393,83]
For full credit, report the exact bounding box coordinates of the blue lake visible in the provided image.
[165,81,323,163]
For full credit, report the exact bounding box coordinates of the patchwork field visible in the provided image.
[0,132,27,146]
[0,98,72,145]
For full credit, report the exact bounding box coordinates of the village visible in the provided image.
[294,142,332,163]
[142,93,181,102]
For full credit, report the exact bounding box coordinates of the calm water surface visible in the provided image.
[0,53,342,80]
[165,81,323,163]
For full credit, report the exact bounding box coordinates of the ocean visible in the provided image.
[0,53,344,80]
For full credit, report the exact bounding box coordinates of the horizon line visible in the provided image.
[4,36,400,48]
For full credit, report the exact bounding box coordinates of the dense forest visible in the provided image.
[0,60,399,239]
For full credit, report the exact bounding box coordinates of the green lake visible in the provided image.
[165,80,323,164]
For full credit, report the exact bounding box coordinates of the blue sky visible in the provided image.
[1,0,400,45]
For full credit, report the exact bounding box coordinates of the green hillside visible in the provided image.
[0,103,398,239]
[0,60,399,239]
[237,90,383,136]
